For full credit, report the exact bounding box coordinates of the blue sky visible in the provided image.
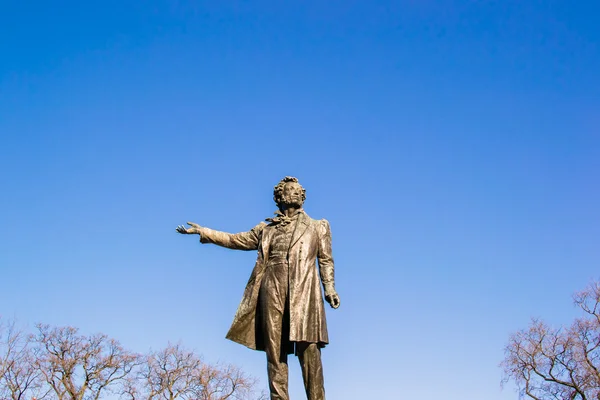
[1,1,599,399]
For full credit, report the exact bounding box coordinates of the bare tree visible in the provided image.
[31,323,140,400]
[190,361,267,400]
[0,318,48,400]
[137,343,203,400]
[502,281,600,399]
[3,321,265,400]
[124,343,266,400]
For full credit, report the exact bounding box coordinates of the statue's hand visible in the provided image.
[325,291,340,309]
[176,222,202,235]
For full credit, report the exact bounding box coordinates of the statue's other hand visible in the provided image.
[325,292,340,309]
[176,221,202,235]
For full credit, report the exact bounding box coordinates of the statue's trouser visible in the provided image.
[260,259,326,400]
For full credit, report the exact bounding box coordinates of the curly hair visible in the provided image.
[273,176,306,206]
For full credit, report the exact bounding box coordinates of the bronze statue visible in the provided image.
[176,176,340,400]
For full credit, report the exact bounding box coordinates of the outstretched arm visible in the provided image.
[317,219,340,309]
[176,221,265,251]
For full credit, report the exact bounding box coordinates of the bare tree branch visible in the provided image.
[4,321,266,400]
[502,280,600,399]
[31,324,140,400]
[132,343,266,400]
[0,317,49,400]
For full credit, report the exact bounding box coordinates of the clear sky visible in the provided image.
[1,1,599,399]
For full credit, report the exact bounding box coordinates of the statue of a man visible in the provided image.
[176,176,340,400]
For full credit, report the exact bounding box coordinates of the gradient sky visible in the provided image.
[1,1,599,399]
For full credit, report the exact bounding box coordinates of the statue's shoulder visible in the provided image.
[303,213,330,231]
[251,221,267,234]
[318,218,331,230]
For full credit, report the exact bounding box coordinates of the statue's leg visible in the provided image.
[260,261,290,400]
[297,342,325,400]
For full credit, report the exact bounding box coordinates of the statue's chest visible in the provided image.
[268,224,295,257]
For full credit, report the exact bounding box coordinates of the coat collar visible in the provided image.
[288,211,310,250]
[262,211,311,253]
[265,208,304,226]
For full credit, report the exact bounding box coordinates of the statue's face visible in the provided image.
[279,182,304,208]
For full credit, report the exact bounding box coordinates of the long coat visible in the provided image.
[198,212,335,352]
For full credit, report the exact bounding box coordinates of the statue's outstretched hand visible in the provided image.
[176,222,202,235]
[325,292,340,309]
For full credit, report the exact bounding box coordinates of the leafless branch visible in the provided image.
[0,317,49,400]
[31,323,140,400]
[502,280,600,399]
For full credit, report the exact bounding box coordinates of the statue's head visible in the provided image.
[273,176,306,209]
